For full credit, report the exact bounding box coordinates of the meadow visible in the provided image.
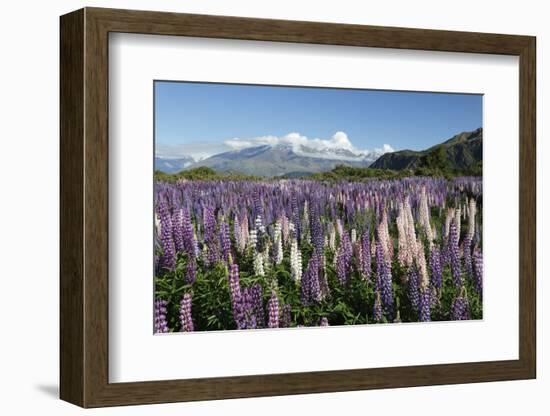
[154,176,482,332]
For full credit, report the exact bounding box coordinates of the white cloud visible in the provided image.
[156,132,395,163]
[224,131,394,161]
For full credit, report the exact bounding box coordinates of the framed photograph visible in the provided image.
[60,7,536,408]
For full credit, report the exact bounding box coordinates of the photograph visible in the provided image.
[153,81,483,333]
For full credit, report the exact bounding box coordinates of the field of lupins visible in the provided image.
[154,177,482,333]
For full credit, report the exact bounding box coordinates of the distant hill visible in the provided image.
[188,144,374,177]
[370,128,482,174]
[154,156,195,174]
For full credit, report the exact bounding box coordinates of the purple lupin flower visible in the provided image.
[336,232,352,285]
[179,293,194,332]
[373,291,383,323]
[408,266,420,312]
[451,290,470,321]
[429,245,442,290]
[419,287,431,322]
[310,203,324,255]
[243,283,265,329]
[376,238,393,312]
[267,291,280,328]
[335,247,348,286]
[473,247,483,296]
[185,258,196,284]
[172,209,184,253]
[181,207,197,257]
[202,206,219,266]
[157,200,176,271]
[252,190,264,228]
[463,234,473,279]
[228,264,245,329]
[233,213,241,252]
[301,254,321,305]
[280,304,292,328]
[219,220,232,264]
[154,299,169,333]
[360,230,371,281]
[449,219,462,287]
[319,317,329,327]
[291,193,301,242]
[251,283,265,327]
[242,287,257,329]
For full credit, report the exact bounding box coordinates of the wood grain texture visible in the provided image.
[59,7,537,408]
[518,38,536,376]
[59,8,84,407]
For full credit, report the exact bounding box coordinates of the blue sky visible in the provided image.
[154,81,482,160]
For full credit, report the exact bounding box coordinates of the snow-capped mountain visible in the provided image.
[155,132,394,176]
[188,143,378,177]
[295,143,386,163]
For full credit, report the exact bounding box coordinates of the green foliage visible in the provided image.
[306,160,482,183]
[154,166,261,182]
[413,146,483,178]
[309,164,403,182]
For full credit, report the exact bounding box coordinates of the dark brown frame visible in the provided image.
[60,7,536,408]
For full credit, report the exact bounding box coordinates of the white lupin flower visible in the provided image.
[396,197,417,266]
[328,222,336,251]
[467,198,477,239]
[336,219,343,238]
[419,187,434,244]
[253,251,265,276]
[351,229,357,244]
[275,238,283,265]
[445,208,455,239]
[329,231,336,251]
[378,210,393,263]
[396,202,409,267]
[273,221,283,265]
[255,215,265,234]
[454,208,462,244]
[404,197,417,265]
[290,238,302,281]
[239,217,249,252]
[248,229,257,250]
[281,215,289,245]
[416,241,429,289]
[303,200,309,226]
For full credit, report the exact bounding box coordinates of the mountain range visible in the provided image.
[154,128,482,177]
[186,144,379,177]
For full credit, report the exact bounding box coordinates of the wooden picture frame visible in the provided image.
[60,7,536,408]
